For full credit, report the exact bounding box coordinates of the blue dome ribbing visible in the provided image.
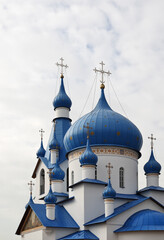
[51,163,65,181]
[144,149,161,174]
[44,185,57,204]
[103,178,116,199]
[64,88,143,155]
[53,77,72,110]
[49,127,59,150]
[79,138,98,166]
[115,209,164,232]
[36,140,46,158]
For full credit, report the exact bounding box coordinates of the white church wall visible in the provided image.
[64,185,85,228]
[140,191,164,205]
[87,224,107,240]
[21,228,43,240]
[84,184,105,223]
[68,146,139,194]
[60,160,68,193]
[114,199,131,209]
[42,228,75,240]
[117,231,164,240]
[35,161,49,202]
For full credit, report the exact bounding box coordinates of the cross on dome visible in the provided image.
[106,162,113,179]
[56,57,68,77]
[148,133,156,150]
[84,122,93,139]
[28,180,35,196]
[93,61,111,88]
[39,128,45,140]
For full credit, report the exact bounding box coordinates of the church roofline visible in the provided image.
[84,197,164,226]
[16,202,79,235]
[69,178,107,189]
[137,186,164,193]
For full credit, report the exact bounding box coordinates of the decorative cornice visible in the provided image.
[68,146,138,161]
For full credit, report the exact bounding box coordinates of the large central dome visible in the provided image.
[64,86,143,155]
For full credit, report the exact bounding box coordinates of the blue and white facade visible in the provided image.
[16,61,164,240]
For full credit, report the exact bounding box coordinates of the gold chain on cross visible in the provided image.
[106,162,113,179]
[56,57,68,77]
[148,133,156,150]
[93,61,111,88]
[39,128,45,140]
[28,180,35,196]
[84,122,93,139]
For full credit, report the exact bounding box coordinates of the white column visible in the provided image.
[104,199,114,217]
[51,180,63,192]
[82,165,95,179]
[55,107,70,119]
[146,173,159,187]
[46,204,55,220]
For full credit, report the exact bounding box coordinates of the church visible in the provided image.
[16,58,164,240]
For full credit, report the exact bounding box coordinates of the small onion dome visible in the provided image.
[53,77,72,110]
[103,178,116,199]
[64,87,143,155]
[36,140,46,158]
[51,163,65,181]
[44,185,57,204]
[49,131,59,150]
[79,138,98,166]
[144,149,161,174]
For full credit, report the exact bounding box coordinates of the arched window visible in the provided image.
[40,169,45,195]
[71,171,74,185]
[66,167,69,192]
[119,167,124,188]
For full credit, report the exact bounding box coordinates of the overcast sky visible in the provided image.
[0,1,164,239]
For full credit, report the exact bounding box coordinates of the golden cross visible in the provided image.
[28,180,35,196]
[39,128,45,140]
[84,122,93,139]
[93,61,111,86]
[56,57,68,76]
[106,162,113,179]
[148,133,156,149]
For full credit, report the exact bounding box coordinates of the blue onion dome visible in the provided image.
[115,209,164,232]
[103,178,116,199]
[64,87,143,155]
[49,128,59,150]
[79,138,98,166]
[36,139,46,158]
[44,185,57,204]
[53,77,72,110]
[144,149,161,174]
[51,163,65,181]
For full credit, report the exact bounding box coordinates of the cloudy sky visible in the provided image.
[0,1,164,239]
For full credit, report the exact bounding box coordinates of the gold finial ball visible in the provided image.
[61,74,64,78]
[100,83,105,89]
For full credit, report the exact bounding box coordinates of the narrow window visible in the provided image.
[71,171,74,185]
[66,167,69,192]
[95,167,97,180]
[40,169,45,195]
[119,167,124,188]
